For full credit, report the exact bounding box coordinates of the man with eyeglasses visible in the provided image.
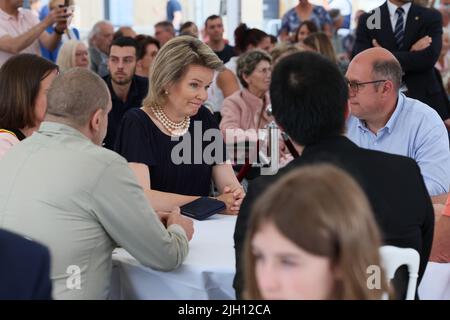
[346,47,450,201]
[234,51,434,300]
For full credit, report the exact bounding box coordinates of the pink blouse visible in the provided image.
[220,89,293,166]
[0,130,20,160]
[220,89,272,143]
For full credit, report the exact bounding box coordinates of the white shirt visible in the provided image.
[329,0,352,16]
[225,56,238,77]
[225,56,243,90]
[206,71,225,113]
[387,0,412,33]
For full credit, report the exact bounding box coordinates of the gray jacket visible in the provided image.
[0,122,189,299]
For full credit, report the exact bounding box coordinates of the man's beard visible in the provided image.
[111,75,133,86]
[111,69,134,85]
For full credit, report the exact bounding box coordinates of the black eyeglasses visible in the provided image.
[346,79,387,93]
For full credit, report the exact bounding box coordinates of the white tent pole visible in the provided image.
[226,0,241,45]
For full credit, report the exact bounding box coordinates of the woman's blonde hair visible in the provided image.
[56,40,88,72]
[143,36,224,108]
[244,164,388,300]
[303,32,338,65]
[270,43,301,66]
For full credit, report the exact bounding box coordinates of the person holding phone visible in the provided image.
[166,0,183,32]
[0,0,71,66]
[40,0,80,63]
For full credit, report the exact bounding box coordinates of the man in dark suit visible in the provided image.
[0,229,52,300]
[233,52,434,300]
[352,0,450,122]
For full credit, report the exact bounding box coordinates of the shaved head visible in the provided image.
[47,68,111,127]
[346,47,403,127]
[352,47,397,66]
[349,47,403,91]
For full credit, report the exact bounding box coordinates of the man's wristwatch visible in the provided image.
[54,27,64,35]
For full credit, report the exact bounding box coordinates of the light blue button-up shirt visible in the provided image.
[347,93,450,196]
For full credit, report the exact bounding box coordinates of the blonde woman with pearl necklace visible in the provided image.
[115,36,245,215]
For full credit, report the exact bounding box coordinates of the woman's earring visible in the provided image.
[164,90,169,95]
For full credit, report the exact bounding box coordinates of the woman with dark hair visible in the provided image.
[294,20,318,44]
[244,164,388,300]
[233,23,272,56]
[226,24,272,77]
[135,35,160,78]
[0,54,59,159]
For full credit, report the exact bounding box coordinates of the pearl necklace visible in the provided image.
[151,105,190,137]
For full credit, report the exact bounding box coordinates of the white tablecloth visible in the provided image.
[109,215,237,300]
[418,262,450,300]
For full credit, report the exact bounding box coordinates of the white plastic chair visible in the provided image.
[379,246,420,300]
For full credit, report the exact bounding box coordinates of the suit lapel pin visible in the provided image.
[415,16,419,21]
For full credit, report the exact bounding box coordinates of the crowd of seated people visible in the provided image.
[0,66,193,300]
[1,0,450,301]
[235,51,435,300]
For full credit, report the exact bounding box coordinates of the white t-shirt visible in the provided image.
[206,71,225,113]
